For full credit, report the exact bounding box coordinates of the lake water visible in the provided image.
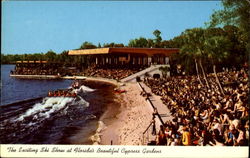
[0,65,117,144]
[1,65,72,106]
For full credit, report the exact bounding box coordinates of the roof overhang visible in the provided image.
[68,48,110,55]
[68,47,179,56]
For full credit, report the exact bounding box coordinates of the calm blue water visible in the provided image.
[1,65,72,105]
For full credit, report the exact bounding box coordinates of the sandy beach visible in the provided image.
[98,82,155,145]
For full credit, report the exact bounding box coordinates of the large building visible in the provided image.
[68,47,179,66]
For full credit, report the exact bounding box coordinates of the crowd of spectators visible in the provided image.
[12,67,61,76]
[11,63,81,76]
[83,64,148,80]
[12,63,148,80]
[144,68,249,146]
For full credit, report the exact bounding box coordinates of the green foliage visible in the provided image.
[180,28,206,59]
[147,39,154,48]
[45,50,57,61]
[1,53,47,64]
[103,42,115,47]
[98,43,102,48]
[128,30,164,48]
[113,43,124,47]
[103,42,124,47]
[2,5,248,75]
[79,41,97,49]
[161,35,184,48]
[208,0,250,28]
[153,29,162,48]
[176,24,247,74]
[204,35,230,63]
[128,37,148,47]
[207,0,250,55]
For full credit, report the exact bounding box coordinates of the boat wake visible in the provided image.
[14,97,74,122]
[0,84,95,144]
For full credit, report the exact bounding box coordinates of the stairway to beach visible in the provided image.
[121,64,169,82]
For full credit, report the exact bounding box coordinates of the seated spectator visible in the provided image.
[144,68,248,146]
[157,125,167,145]
[182,127,191,146]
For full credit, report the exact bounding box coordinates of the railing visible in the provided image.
[138,82,165,126]
[142,121,153,145]
[146,98,165,126]
[138,81,165,145]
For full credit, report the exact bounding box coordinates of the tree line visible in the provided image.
[0,29,163,65]
[1,0,249,74]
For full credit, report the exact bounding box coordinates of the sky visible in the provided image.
[2,1,222,55]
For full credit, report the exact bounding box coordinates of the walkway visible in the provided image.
[137,82,173,144]
[138,82,173,123]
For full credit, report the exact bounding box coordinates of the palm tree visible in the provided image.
[204,34,230,95]
[153,29,162,48]
[181,28,210,88]
[181,45,203,85]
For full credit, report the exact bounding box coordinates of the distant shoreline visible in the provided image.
[9,74,119,84]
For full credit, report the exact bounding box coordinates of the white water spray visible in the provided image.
[13,85,93,125]
[73,85,95,94]
[72,95,89,107]
[15,97,74,122]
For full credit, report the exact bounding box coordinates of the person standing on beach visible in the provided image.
[152,108,159,136]
[152,114,156,135]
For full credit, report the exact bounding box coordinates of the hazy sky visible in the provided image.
[2,1,222,54]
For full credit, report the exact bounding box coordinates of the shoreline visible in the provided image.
[10,74,118,84]
[8,74,168,145]
[99,82,154,145]
[78,79,120,145]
